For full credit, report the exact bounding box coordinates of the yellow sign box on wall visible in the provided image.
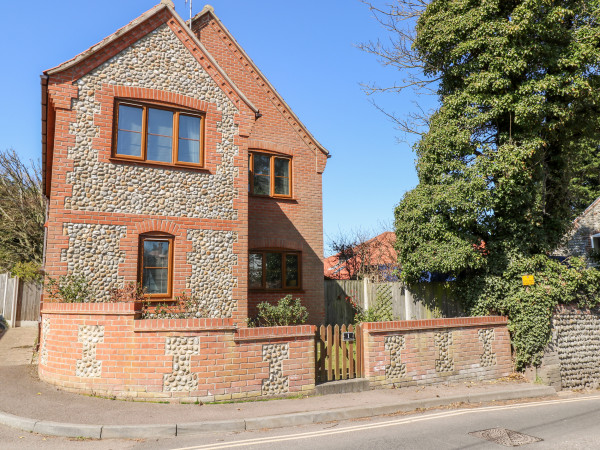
[522,275,535,286]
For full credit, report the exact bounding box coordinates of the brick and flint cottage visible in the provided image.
[41,1,329,325]
[556,196,600,265]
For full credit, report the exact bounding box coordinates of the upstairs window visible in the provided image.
[249,152,291,197]
[249,250,300,290]
[139,232,174,299]
[114,100,204,167]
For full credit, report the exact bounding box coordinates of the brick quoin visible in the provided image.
[192,8,328,323]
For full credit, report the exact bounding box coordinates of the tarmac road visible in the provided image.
[3,394,600,449]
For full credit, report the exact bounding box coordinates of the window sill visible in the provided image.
[143,297,175,302]
[249,194,298,202]
[110,157,212,174]
[249,289,304,294]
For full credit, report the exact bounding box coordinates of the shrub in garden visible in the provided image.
[0,314,8,331]
[45,274,93,303]
[11,261,43,283]
[251,295,309,327]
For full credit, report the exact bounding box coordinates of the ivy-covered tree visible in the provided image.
[364,0,600,367]
[393,0,600,281]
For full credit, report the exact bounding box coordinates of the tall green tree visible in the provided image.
[366,0,600,281]
[364,1,600,366]
[0,149,45,275]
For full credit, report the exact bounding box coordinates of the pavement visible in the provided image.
[0,327,558,440]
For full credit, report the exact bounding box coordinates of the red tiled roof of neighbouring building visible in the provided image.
[324,231,397,280]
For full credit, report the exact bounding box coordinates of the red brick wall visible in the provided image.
[39,305,512,399]
[361,317,512,387]
[193,15,328,324]
[39,303,315,401]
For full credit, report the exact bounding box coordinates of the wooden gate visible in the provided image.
[315,323,363,383]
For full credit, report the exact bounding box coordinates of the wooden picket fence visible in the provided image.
[315,323,363,383]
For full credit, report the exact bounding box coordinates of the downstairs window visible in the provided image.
[249,250,300,290]
[139,232,174,299]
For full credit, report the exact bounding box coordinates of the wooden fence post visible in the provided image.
[10,276,18,326]
[1,273,7,317]
[405,284,413,320]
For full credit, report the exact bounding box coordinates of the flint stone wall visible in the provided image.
[60,223,127,301]
[65,23,238,219]
[54,23,242,309]
[186,229,238,317]
[537,306,600,390]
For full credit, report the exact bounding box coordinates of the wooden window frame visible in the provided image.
[138,232,174,300]
[249,152,292,198]
[248,249,302,291]
[112,99,205,169]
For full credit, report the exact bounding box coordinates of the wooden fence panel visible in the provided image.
[391,282,405,319]
[0,273,42,325]
[324,280,463,325]
[17,282,42,322]
[325,280,364,325]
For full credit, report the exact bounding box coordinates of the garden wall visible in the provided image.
[360,317,512,388]
[534,305,600,390]
[39,303,315,402]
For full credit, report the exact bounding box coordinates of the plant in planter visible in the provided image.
[140,292,208,319]
[108,282,147,303]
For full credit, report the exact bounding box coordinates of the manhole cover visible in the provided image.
[469,428,542,447]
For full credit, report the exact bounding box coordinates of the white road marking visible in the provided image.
[173,395,600,450]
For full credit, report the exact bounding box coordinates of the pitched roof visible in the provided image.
[572,195,600,230]
[43,0,257,114]
[324,232,397,280]
[192,5,329,157]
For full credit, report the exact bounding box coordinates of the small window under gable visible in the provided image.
[249,152,292,198]
[591,233,600,251]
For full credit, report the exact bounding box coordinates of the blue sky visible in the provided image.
[1,0,428,254]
